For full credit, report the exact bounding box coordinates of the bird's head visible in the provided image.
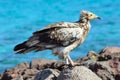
[80,10,100,22]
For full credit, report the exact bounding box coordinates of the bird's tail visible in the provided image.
[14,41,45,54]
[14,41,31,54]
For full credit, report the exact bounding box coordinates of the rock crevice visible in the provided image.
[0,47,120,80]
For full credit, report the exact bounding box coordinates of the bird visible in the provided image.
[14,10,100,66]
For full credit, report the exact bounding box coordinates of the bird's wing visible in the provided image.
[28,22,83,47]
[14,22,83,53]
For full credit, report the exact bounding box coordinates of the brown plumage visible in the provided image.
[14,10,100,66]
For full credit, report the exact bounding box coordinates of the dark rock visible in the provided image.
[1,62,37,80]
[16,62,29,70]
[50,61,66,70]
[34,68,60,80]
[99,47,120,61]
[76,51,99,63]
[76,56,89,64]
[109,58,120,80]
[87,51,100,61]
[11,75,23,80]
[76,48,120,80]
[57,66,102,80]
[81,60,96,68]
[22,68,38,80]
[89,61,115,80]
[0,74,3,80]
[30,58,56,70]
[1,68,19,80]
[100,47,120,54]
[96,69,114,80]
[1,47,120,80]
[86,60,120,80]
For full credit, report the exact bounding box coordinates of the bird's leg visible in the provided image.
[67,55,74,66]
[67,55,81,66]
[65,58,69,65]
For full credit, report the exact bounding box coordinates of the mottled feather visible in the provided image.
[14,10,100,66]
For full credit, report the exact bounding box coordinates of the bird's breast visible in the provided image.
[52,47,70,58]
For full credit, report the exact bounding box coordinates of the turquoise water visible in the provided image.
[0,0,120,73]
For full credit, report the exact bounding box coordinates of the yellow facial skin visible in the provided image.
[88,13,101,20]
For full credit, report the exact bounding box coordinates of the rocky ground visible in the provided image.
[0,47,120,80]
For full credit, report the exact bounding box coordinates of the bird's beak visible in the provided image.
[96,16,101,19]
[94,14,101,20]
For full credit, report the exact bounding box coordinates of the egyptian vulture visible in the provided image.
[14,10,100,66]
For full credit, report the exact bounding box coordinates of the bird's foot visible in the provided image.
[64,55,81,67]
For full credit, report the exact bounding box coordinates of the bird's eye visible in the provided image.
[90,14,92,16]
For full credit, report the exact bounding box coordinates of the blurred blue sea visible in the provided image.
[0,0,120,73]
